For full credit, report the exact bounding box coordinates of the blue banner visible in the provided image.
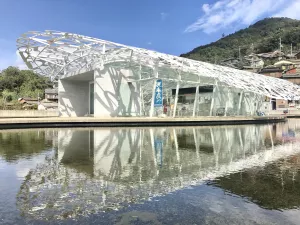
[154,79,163,107]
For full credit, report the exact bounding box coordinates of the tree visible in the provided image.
[0,66,53,100]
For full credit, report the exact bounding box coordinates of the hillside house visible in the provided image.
[259,60,300,109]
[45,88,58,102]
[259,66,283,78]
[18,97,39,109]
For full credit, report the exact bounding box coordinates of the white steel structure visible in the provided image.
[17,30,300,117]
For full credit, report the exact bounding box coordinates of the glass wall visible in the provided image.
[139,78,264,117]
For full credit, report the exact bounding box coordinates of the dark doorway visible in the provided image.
[271,99,276,110]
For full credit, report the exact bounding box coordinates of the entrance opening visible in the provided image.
[271,98,276,110]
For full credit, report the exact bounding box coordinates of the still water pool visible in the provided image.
[1,120,300,224]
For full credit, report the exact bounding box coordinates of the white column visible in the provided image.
[139,83,143,116]
[193,85,199,117]
[150,79,156,117]
[141,90,145,116]
[149,65,159,117]
[225,88,231,116]
[139,64,143,116]
[173,71,181,118]
[210,81,217,116]
[173,82,180,118]
[238,91,244,116]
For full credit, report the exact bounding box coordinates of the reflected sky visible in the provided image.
[1,121,300,224]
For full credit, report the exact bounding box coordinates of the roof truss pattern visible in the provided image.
[17,30,300,100]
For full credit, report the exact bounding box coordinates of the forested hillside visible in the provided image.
[181,18,300,64]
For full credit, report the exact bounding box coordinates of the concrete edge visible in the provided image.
[0,117,286,130]
[286,115,300,118]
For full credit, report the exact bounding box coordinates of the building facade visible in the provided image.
[17,31,300,117]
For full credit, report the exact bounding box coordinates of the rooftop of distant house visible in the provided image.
[45,88,58,94]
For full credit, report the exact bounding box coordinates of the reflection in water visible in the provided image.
[0,130,57,161]
[14,120,300,220]
[210,156,300,210]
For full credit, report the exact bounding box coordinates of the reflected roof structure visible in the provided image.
[17,125,300,220]
[17,30,300,100]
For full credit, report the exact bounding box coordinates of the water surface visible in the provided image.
[1,120,300,224]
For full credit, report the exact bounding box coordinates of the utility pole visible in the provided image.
[251,43,254,72]
[238,46,241,60]
[291,43,293,55]
[279,37,282,52]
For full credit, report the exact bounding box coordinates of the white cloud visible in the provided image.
[147,42,152,45]
[15,51,27,70]
[202,4,210,14]
[160,12,168,21]
[185,0,292,33]
[0,51,27,71]
[273,0,300,19]
[0,38,27,71]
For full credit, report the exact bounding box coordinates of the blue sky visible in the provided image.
[0,0,299,69]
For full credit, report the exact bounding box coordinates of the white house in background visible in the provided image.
[45,88,58,102]
[17,31,300,117]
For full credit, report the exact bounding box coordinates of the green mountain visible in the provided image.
[180,17,300,64]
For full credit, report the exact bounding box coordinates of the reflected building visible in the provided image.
[16,123,300,220]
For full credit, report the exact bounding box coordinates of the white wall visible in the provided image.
[0,110,58,118]
[94,66,140,117]
[58,79,89,117]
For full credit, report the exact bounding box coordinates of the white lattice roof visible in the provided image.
[17,30,300,100]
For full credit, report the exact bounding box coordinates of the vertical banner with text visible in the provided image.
[154,79,163,107]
